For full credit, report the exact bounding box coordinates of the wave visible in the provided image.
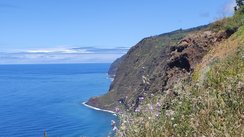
[82,102,117,116]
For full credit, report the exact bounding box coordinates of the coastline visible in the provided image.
[83,74,116,115]
[82,102,117,115]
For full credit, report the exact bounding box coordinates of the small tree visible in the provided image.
[236,0,244,7]
[235,0,244,11]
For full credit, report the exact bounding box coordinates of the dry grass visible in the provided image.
[193,26,244,83]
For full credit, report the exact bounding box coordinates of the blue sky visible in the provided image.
[0,0,236,63]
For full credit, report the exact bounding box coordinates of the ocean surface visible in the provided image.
[0,64,116,137]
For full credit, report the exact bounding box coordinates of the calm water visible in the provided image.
[0,64,116,137]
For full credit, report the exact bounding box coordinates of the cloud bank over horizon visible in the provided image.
[0,47,128,64]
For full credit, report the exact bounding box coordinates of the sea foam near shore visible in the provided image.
[82,102,117,116]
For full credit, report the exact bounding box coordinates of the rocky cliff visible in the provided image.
[86,25,234,111]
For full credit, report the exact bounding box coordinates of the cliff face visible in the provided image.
[87,27,231,111]
[87,29,187,110]
[108,55,125,78]
[86,25,232,111]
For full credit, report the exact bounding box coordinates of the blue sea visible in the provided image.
[0,64,116,137]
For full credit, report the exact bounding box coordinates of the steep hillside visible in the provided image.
[117,27,244,137]
[86,24,234,111]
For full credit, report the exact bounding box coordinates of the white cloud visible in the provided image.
[23,48,92,54]
[0,47,129,64]
[224,0,236,15]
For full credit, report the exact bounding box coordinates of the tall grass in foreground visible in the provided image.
[117,45,244,137]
